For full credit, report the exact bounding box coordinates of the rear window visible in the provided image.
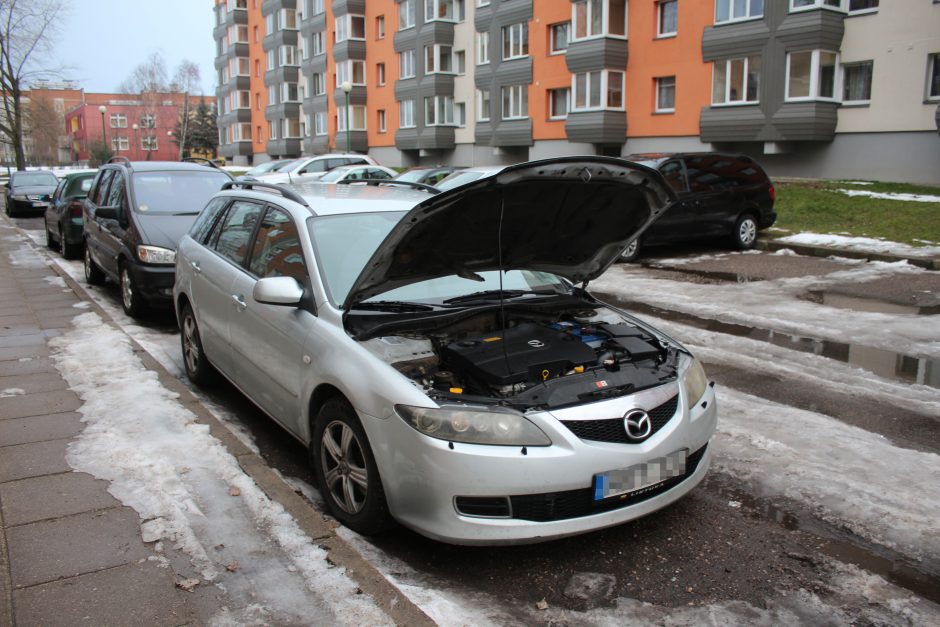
[684,155,765,192]
[13,172,57,187]
[132,171,231,214]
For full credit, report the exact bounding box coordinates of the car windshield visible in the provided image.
[435,170,490,191]
[394,169,429,183]
[14,172,57,187]
[132,171,231,214]
[308,211,568,308]
[319,168,352,183]
[245,159,295,176]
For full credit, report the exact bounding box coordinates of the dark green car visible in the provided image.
[44,170,97,259]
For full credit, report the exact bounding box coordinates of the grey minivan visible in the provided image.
[83,158,232,317]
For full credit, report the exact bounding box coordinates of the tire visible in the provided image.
[732,213,759,251]
[6,199,16,218]
[179,303,216,386]
[61,234,81,260]
[84,243,106,286]
[619,238,641,263]
[45,226,59,251]
[312,398,392,535]
[119,262,146,318]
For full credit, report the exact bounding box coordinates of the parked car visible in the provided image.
[44,170,97,259]
[3,170,59,217]
[434,165,505,192]
[238,158,298,180]
[173,157,717,545]
[619,152,776,261]
[83,158,232,317]
[394,166,460,187]
[256,153,378,184]
[317,164,397,184]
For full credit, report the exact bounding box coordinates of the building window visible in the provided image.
[455,101,466,127]
[377,63,386,86]
[572,70,624,110]
[337,105,367,131]
[336,60,366,87]
[712,56,761,104]
[111,137,129,152]
[477,89,490,121]
[572,0,626,40]
[790,0,843,11]
[425,0,458,22]
[279,45,298,66]
[657,1,677,37]
[314,111,327,135]
[376,15,385,38]
[139,114,155,128]
[378,109,387,132]
[501,84,528,119]
[282,117,301,138]
[550,22,569,54]
[229,24,248,43]
[715,0,763,23]
[335,14,366,42]
[502,23,528,60]
[279,8,298,30]
[142,136,158,151]
[232,123,251,142]
[476,31,490,65]
[400,50,416,79]
[425,95,455,125]
[848,0,877,12]
[399,0,415,29]
[927,53,940,101]
[110,113,127,128]
[233,57,250,76]
[313,72,326,95]
[549,88,569,119]
[399,99,416,128]
[454,50,466,74]
[312,32,325,55]
[425,44,454,73]
[312,0,324,15]
[476,0,490,6]
[281,83,300,103]
[786,50,839,101]
[231,91,250,109]
[842,61,873,103]
[655,76,676,112]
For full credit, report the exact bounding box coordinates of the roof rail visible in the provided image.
[107,156,132,166]
[337,179,440,194]
[221,180,309,207]
[183,157,222,171]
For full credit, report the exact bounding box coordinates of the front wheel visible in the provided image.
[732,214,759,250]
[61,234,81,260]
[45,226,58,251]
[312,398,392,536]
[84,244,105,285]
[180,303,216,386]
[619,238,641,263]
[120,264,146,318]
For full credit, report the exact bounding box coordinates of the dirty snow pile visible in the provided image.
[49,312,391,626]
[775,233,940,258]
[835,189,940,203]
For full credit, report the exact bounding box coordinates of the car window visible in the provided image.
[106,173,128,209]
[684,156,724,193]
[427,171,450,185]
[300,160,328,174]
[368,168,392,180]
[326,158,348,170]
[659,160,687,193]
[319,169,348,183]
[248,207,308,284]
[92,170,115,206]
[189,197,231,244]
[436,170,486,191]
[132,171,230,214]
[346,157,367,166]
[12,172,57,187]
[66,176,94,198]
[211,200,264,266]
[52,179,67,201]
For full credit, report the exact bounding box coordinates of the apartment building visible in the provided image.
[214,0,940,184]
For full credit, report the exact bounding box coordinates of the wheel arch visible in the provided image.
[306,384,350,446]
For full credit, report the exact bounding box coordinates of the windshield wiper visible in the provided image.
[173,211,201,216]
[442,289,562,305]
[350,300,435,312]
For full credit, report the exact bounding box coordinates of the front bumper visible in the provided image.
[127,260,175,306]
[363,381,718,545]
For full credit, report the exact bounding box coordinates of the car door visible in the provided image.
[84,169,115,270]
[46,179,67,237]
[682,155,736,237]
[643,159,694,242]
[97,171,131,278]
[293,159,329,182]
[228,205,313,431]
[194,198,266,380]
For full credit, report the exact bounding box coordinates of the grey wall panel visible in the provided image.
[333,39,367,62]
[565,39,628,73]
[220,142,254,158]
[490,119,532,147]
[396,127,420,151]
[265,66,300,85]
[776,10,844,51]
[308,55,327,74]
[395,78,418,101]
[565,110,627,144]
[702,21,770,61]
[262,0,296,15]
[334,130,368,153]
[474,3,493,32]
[305,135,331,154]
[935,104,940,135]
[307,96,329,113]
[332,0,364,17]
[266,138,303,157]
[264,103,301,120]
[418,73,455,94]
[302,12,326,35]
[213,22,228,41]
[332,86,367,106]
[771,102,838,141]
[474,123,494,146]
[394,28,418,52]
[493,57,533,88]
[417,126,456,150]
[700,106,766,143]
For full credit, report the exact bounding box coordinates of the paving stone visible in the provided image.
[0,356,57,377]
[13,561,198,627]
[0,389,82,421]
[6,507,149,588]
[0,324,41,337]
[0,343,49,361]
[0,439,71,482]
[0,332,47,348]
[0,412,83,447]
[0,371,68,395]
[1,472,119,526]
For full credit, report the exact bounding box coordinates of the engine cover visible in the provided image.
[441,322,597,386]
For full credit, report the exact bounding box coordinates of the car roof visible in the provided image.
[221,180,428,217]
[102,161,230,173]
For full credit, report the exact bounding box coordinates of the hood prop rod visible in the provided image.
[497,191,511,379]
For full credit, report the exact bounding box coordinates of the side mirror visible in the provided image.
[253,276,304,306]
[95,206,122,220]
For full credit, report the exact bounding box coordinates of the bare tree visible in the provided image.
[25,91,60,164]
[171,60,200,160]
[119,52,169,160]
[0,0,65,169]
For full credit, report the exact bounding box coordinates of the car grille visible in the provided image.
[508,444,708,523]
[560,393,679,444]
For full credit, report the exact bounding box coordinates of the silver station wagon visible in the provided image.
[173,157,718,545]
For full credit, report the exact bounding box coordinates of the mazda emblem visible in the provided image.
[527,339,545,348]
[624,409,652,441]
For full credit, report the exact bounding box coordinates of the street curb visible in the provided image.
[0,477,13,627]
[756,239,940,271]
[22,232,436,627]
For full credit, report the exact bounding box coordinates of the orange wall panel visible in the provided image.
[531,0,573,141]
[366,6,397,147]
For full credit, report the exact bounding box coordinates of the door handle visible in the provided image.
[190,260,201,274]
[231,294,247,311]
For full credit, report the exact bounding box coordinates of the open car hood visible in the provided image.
[343,157,676,310]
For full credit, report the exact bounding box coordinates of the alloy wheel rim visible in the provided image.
[623,240,638,258]
[740,219,757,246]
[182,315,199,374]
[320,421,368,514]
[121,269,133,310]
[84,248,92,279]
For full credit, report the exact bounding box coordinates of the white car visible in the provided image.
[255,153,377,184]
[434,165,505,192]
[316,164,397,184]
[173,157,717,545]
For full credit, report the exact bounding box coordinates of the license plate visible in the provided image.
[593,449,688,501]
[32,202,47,208]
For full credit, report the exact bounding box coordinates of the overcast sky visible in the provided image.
[49,0,217,95]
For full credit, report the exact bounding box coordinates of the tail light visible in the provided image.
[768,185,776,202]
[69,201,83,218]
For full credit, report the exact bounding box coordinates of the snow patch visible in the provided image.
[836,188,940,203]
[43,275,67,288]
[776,233,940,258]
[0,388,25,397]
[6,242,47,268]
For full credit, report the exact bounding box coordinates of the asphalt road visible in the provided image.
[10,212,938,621]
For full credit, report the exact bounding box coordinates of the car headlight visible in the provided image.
[396,404,552,447]
[137,245,176,265]
[681,356,708,410]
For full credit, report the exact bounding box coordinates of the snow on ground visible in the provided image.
[836,189,940,204]
[49,312,391,626]
[593,261,940,359]
[775,233,940,258]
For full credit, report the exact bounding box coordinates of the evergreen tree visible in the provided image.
[190,98,219,158]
